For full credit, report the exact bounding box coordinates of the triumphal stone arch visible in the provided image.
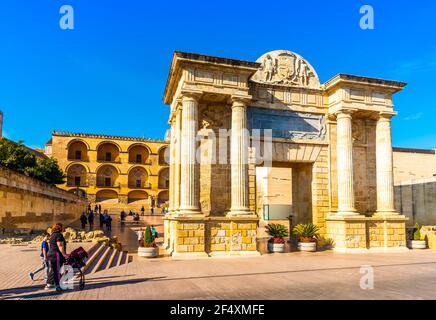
[163,50,408,257]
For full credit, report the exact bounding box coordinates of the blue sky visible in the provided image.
[0,0,435,149]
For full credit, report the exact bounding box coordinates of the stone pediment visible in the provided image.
[251,50,320,89]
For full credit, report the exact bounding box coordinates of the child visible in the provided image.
[28,232,49,281]
[137,228,144,247]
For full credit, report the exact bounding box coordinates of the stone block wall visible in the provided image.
[0,166,87,230]
[367,219,407,248]
[326,216,407,251]
[165,217,258,256]
[326,218,367,250]
[394,178,436,226]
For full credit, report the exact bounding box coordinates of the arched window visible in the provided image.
[158,146,169,165]
[66,164,87,187]
[96,165,119,187]
[97,142,120,163]
[128,167,149,188]
[96,190,119,204]
[158,168,170,189]
[67,140,88,161]
[128,145,150,164]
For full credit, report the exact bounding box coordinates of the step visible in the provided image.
[106,247,118,270]
[116,250,124,267]
[90,246,112,274]
[84,242,100,258]
[120,251,127,266]
[82,243,106,274]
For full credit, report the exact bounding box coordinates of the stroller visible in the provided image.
[63,247,88,290]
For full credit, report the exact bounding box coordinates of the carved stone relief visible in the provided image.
[251,50,320,89]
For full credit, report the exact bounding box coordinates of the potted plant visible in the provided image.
[293,223,320,252]
[409,223,427,249]
[138,226,158,258]
[265,224,289,253]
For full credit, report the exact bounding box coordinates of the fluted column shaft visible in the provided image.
[229,99,251,215]
[168,120,176,213]
[173,107,182,212]
[179,94,200,215]
[336,111,357,215]
[376,113,397,214]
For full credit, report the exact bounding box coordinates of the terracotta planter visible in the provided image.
[297,242,317,252]
[138,246,158,258]
[267,242,285,253]
[409,240,427,249]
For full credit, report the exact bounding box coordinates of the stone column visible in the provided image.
[178,93,201,215]
[168,119,176,214]
[229,98,251,215]
[336,110,357,215]
[173,106,182,212]
[376,112,397,214]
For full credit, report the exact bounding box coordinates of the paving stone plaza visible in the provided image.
[1,214,436,300]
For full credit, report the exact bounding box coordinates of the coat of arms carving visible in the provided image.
[252,50,320,89]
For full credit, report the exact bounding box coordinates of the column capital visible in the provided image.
[334,108,357,118]
[180,90,202,103]
[230,95,251,108]
[378,111,397,121]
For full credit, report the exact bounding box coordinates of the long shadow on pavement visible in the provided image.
[1,276,166,300]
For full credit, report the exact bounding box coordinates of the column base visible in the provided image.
[166,215,259,258]
[227,209,254,216]
[176,208,202,216]
[326,213,408,252]
[375,210,399,216]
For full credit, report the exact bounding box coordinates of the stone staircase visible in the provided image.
[80,242,133,275]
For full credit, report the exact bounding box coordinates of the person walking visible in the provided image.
[104,211,112,231]
[99,211,104,229]
[46,223,67,292]
[88,210,94,230]
[94,204,98,213]
[120,210,126,223]
[98,204,102,214]
[28,232,50,281]
[150,206,154,215]
[141,206,145,216]
[79,212,87,230]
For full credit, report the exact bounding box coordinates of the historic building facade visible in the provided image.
[46,131,169,211]
[163,50,409,257]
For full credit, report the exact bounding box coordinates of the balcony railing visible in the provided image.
[66,183,89,187]
[96,182,121,188]
[128,160,152,165]
[128,182,152,189]
[96,159,121,164]
[67,157,89,162]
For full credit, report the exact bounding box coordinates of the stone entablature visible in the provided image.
[163,49,409,257]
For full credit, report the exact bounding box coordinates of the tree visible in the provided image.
[0,139,36,173]
[26,158,65,185]
[0,138,65,185]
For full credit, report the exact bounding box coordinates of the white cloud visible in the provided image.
[404,112,423,121]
